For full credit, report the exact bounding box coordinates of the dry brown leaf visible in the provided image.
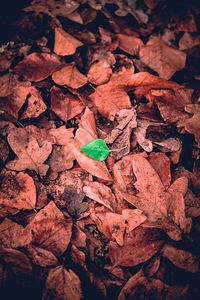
[51,86,85,121]
[108,227,163,267]
[178,104,200,147]
[140,36,186,79]
[87,62,112,86]
[48,145,75,172]
[161,244,199,273]
[0,137,9,163]
[43,266,82,300]
[6,127,52,176]
[0,218,32,248]
[0,172,36,210]
[0,74,31,118]
[27,201,72,256]
[0,248,32,277]
[91,69,180,120]
[14,53,64,82]
[148,152,171,188]
[118,271,189,300]
[134,119,153,152]
[21,86,47,119]
[73,108,112,181]
[117,34,144,55]
[122,209,147,233]
[52,63,87,88]
[54,27,83,56]
[151,89,192,124]
[83,181,116,210]
[179,33,200,50]
[26,245,58,267]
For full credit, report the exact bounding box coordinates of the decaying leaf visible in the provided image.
[26,245,58,267]
[27,201,72,256]
[52,63,87,88]
[0,172,36,210]
[43,266,82,300]
[54,27,83,56]
[117,34,144,55]
[14,53,64,82]
[51,86,85,121]
[6,128,52,176]
[108,226,163,267]
[74,108,112,181]
[140,36,186,79]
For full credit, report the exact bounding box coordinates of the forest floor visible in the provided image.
[0,0,200,299]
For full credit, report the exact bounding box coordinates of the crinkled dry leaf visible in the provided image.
[117,34,144,55]
[148,152,171,188]
[6,128,52,176]
[27,201,72,256]
[118,271,189,300]
[0,218,32,248]
[83,181,116,210]
[179,104,200,147]
[14,53,64,82]
[51,86,85,121]
[0,137,9,163]
[54,27,83,56]
[43,266,82,300]
[140,36,186,79]
[26,245,58,267]
[161,244,199,273]
[52,63,87,89]
[74,108,112,181]
[108,227,163,267]
[0,172,36,210]
[48,145,75,172]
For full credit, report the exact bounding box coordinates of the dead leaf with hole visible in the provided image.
[14,53,64,82]
[6,127,52,176]
[21,86,47,119]
[108,226,163,267]
[0,74,31,118]
[0,218,32,248]
[140,36,186,79]
[51,86,85,121]
[74,108,112,181]
[54,27,83,56]
[52,63,87,88]
[0,172,36,210]
[43,266,82,300]
[27,201,72,256]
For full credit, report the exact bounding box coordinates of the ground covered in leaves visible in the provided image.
[0,0,200,299]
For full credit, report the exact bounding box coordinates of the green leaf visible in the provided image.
[80,139,110,161]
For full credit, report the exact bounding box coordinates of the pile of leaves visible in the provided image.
[0,0,200,299]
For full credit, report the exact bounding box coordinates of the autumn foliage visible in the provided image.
[0,0,200,299]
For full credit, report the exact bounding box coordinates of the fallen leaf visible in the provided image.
[81,138,110,161]
[134,119,153,152]
[117,34,144,55]
[43,266,82,300]
[161,244,199,273]
[26,245,58,267]
[6,127,52,176]
[73,108,112,181]
[148,152,171,188]
[83,181,116,210]
[20,86,47,119]
[0,137,9,163]
[0,172,36,210]
[91,69,180,120]
[179,33,200,50]
[178,104,200,147]
[48,145,75,172]
[108,226,163,267]
[118,271,189,300]
[14,53,64,82]
[51,86,85,121]
[0,218,32,248]
[140,36,186,79]
[154,137,181,152]
[52,63,87,88]
[87,62,112,86]
[54,27,83,56]
[27,201,72,256]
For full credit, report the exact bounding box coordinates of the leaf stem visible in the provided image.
[109,145,127,152]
